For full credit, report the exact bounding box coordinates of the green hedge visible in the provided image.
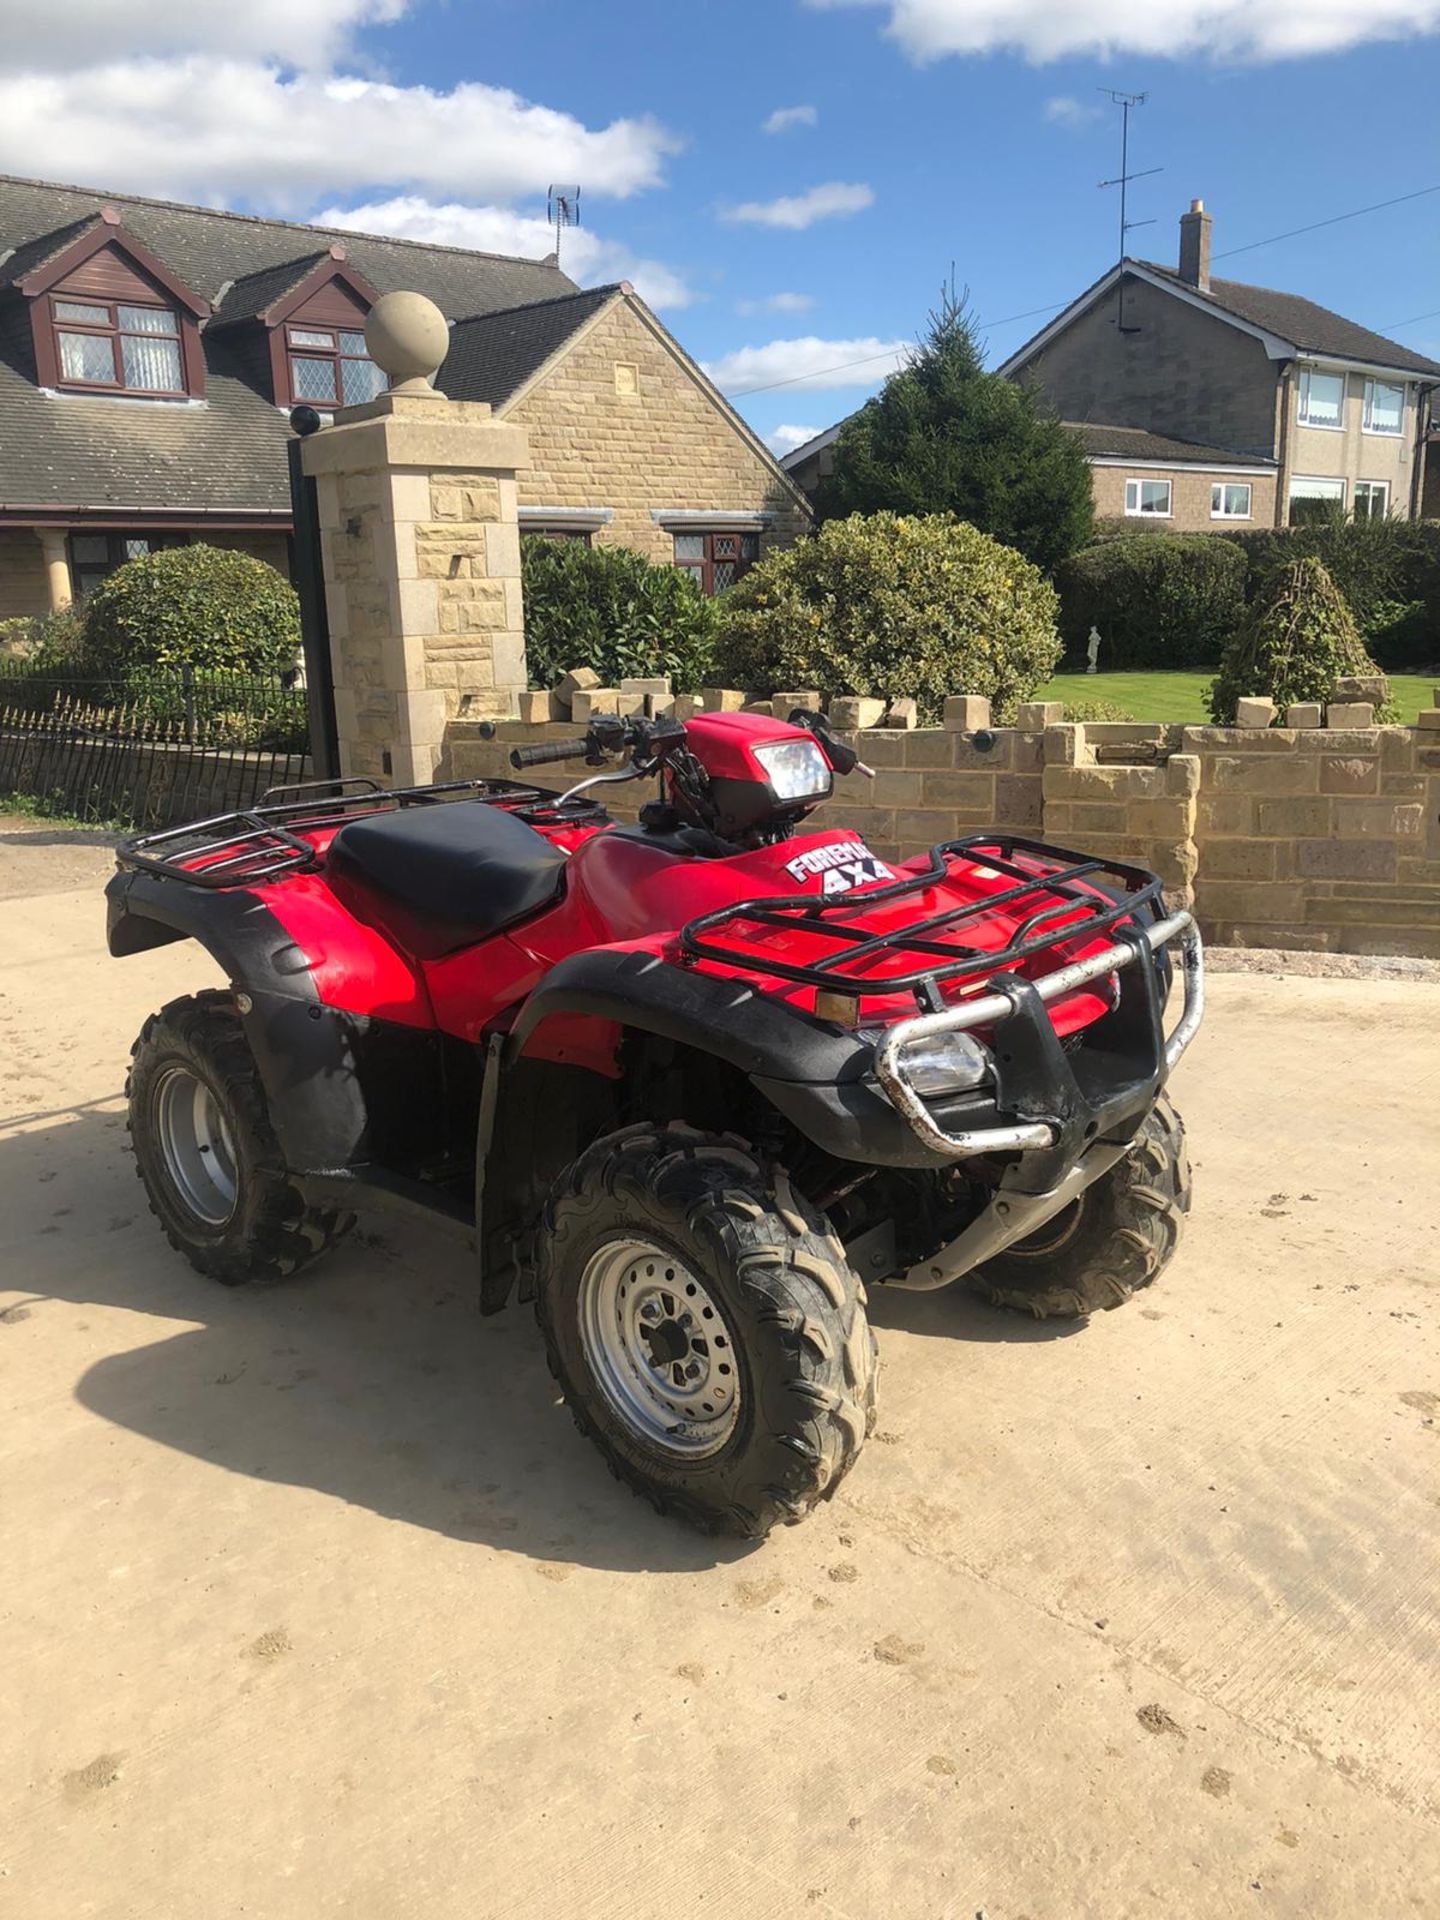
[712,511,1061,723]
[521,536,718,691]
[1054,533,1248,669]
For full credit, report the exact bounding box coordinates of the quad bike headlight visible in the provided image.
[863,1029,992,1098]
[753,738,832,803]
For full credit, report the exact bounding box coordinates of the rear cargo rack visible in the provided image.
[115,775,609,889]
[678,834,1165,1012]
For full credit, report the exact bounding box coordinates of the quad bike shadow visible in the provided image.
[5,1103,748,1575]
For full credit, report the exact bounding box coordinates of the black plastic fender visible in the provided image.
[106,868,370,1169]
[509,947,960,1168]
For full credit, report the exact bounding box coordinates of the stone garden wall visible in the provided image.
[440,683,1440,960]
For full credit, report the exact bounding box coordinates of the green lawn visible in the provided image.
[1036,669,1437,726]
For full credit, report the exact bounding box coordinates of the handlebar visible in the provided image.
[510,736,592,770]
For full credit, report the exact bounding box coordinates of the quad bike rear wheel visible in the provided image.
[127,990,353,1285]
[968,1095,1191,1319]
[535,1123,877,1537]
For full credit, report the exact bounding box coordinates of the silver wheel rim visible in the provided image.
[154,1066,238,1227]
[577,1239,740,1457]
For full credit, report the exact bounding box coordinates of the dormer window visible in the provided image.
[53,298,185,393]
[286,324,385,407]
[14,207,209,401]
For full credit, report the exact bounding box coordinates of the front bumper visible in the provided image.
[873,911,1204,1171]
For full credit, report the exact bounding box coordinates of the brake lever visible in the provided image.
[788,708,876,780]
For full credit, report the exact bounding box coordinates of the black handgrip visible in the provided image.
[510,737,590,770]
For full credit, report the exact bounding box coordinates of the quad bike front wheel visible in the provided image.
[535,1123,877,1537]
[127,990,353,1285]
[968,1095,1192,1319]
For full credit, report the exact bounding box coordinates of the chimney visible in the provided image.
[1179,199,1212,292]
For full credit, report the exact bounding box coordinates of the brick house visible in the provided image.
[1001,201,1439,530]
[0,174,809,621]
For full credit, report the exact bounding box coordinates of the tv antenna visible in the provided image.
[1097,90,1161,333]
[547,185,581,267]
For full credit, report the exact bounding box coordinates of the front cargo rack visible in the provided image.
[115,775,609,889]
[678,834,1166,1012]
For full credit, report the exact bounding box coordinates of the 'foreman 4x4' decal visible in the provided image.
[784,840,895,897]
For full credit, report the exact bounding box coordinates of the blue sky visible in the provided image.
[2,0,1436,454]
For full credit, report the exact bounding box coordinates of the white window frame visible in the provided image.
[1296,367,1346,432]
[1210,481,1253,521]
[1353,479,1390,520]
[1361,379,1404,437]
[1124,477,1172,518]
[1288,475,1347,520]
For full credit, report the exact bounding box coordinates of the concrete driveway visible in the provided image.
[3,819,1438,1920]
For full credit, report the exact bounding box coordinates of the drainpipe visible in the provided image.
[1274,363,1294,527]
[1409,383,1434,520]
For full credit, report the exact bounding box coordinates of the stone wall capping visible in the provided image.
[943,694,991,732]
[699,688,745,712]
[1235,697,1278,729]
[1284,702,1323,729]
[828,695,887,730]
[885,697,919,730]
[553,666,601,715]
[1014,700,1064,731]
[1327,702,1375,728]
[570,688,620,722]
[1417,709,1440,732]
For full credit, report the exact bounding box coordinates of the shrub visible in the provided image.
[1058,698,1137,722]
[712,512,1061,723]
[1208,557,1397,724]
[0,606,88,667]
[521,536,718,691]
[82,545,300,677]
[1054,534,1248,669]
[817,290,1094,571]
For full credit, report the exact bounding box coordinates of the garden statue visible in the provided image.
[1086,626,1101,675]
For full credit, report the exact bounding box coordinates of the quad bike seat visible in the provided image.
[328,800,566,957]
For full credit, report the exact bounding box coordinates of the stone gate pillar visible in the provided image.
[299,291,529,784]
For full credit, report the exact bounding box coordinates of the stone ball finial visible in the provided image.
[363,291,450,395]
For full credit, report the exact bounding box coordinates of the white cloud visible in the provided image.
[1044,95,1102,128]
[720,182,874,231]
[762,104,819,134]
[805,0,1440,62]
[703,335,909,394]
[0,58,677,212]
[736,291,815,315]
[766,423,826,454]
[317,196,694,309]
[0,0,406,68]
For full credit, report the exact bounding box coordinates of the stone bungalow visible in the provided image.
[0,174,809,621]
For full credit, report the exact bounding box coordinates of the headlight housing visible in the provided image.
[864,1028,992,1098]
[752,738,832,804]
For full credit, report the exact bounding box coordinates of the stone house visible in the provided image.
[0,174,808,622]
[785,202,1438,535]
[1001,201,1439,531]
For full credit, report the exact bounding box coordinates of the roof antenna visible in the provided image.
[1097,90,1161,334]
[547,186,581,269]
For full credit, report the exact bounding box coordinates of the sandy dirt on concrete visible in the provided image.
[2,824,1439,1919]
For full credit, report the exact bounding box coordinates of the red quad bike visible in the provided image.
[105,707,1203,1537]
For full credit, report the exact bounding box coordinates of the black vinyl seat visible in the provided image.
[328,801,566,956]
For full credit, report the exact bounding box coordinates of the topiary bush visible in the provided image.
[1208,557,1397,724]
[1055,533,1248,669]
[82,545,300,676]
[711,512,1061,723]
[522,536,718,691]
